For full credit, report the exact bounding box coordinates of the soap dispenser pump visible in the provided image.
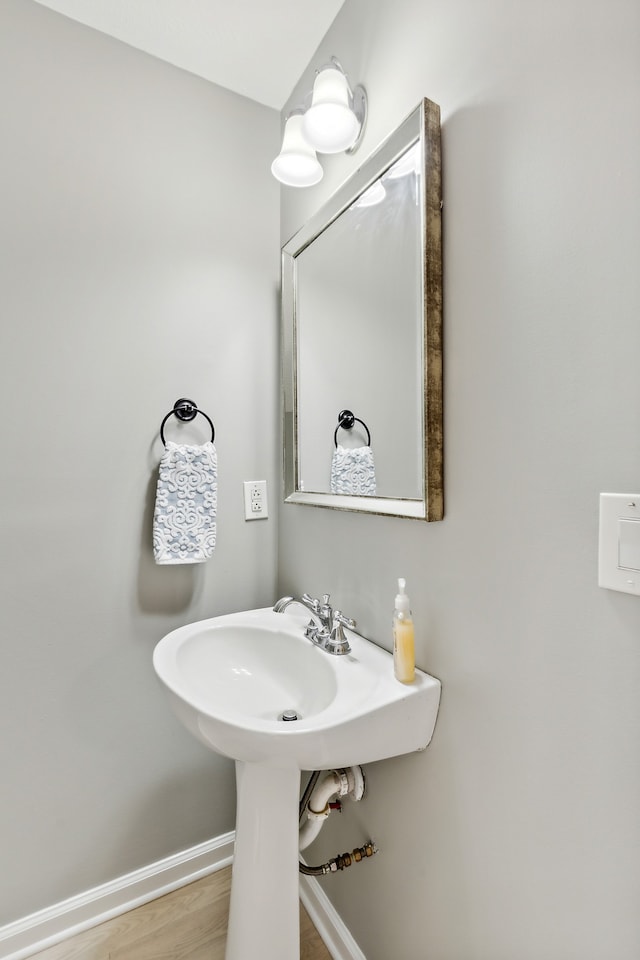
[393,578,415,684]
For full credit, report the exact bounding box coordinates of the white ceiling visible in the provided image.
[33,0,346,110]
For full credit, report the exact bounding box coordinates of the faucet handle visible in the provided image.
[301,592,320,613]
[326,610,354,656]
[333,610,356,631]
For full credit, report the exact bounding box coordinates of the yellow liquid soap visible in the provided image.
[393,617,415,684]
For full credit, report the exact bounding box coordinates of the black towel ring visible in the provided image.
[160,398,215,446]
[334,409,371,447]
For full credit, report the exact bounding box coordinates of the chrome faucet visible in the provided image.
[273,593,356,656]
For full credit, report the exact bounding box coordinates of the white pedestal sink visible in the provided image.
[153,607,441,960]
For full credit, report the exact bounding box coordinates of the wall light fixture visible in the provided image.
[272,58,367,188]
[270,111,324,188]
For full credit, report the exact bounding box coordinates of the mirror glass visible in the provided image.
[282,98,443,520]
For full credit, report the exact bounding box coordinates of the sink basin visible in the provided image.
[153,606,441,960]
[153,606,441,769]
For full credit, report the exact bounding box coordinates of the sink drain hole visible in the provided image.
[279,709,299,722]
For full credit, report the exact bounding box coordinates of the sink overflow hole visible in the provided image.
[279,709,299,722]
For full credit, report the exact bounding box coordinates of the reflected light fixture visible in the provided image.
[385,142,421,179]
[271,112,324,188]
[271,58,367,187]
[354,180,386,208]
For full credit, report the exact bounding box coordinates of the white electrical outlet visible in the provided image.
[243,480,268,520]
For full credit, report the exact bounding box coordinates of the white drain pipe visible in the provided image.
[299,766,365,851]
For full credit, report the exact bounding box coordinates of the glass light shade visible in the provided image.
[271,115,323,187]
[302,67,360,154]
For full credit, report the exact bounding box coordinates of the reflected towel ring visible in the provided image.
[334,409,371,447]
[160,397,215,446]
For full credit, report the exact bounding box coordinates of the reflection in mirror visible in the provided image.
[282,99,443,520]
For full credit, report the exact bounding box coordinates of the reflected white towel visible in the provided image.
[153,441,217,564]
[330,444,377,496]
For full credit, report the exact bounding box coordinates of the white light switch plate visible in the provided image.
[598,493,640,594]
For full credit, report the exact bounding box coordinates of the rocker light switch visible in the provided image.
[599,494,640,594]
[618,519,640,571]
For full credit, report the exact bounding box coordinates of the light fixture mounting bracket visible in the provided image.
[346,84,367,154]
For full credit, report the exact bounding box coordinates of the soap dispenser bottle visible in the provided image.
[393,578,415,684]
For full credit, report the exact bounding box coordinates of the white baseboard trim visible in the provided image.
[0,833,363,960]
[0,832,234,960]
[300,873,367,960]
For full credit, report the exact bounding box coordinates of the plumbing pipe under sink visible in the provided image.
[299,766,365,851]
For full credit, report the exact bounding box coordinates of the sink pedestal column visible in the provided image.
[225,761,301,960]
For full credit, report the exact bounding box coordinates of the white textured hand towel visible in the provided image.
[330,444,377,496]
[153,441,217,564]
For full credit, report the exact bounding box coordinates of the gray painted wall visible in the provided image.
[279,1,640,958]
[2,0,640,957]
[0,0,279,925]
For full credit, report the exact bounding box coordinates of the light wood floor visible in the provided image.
[29,867,332,960]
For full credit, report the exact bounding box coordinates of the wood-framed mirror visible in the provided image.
[282,98,443,520]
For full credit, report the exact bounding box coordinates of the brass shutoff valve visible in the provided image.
[327,841,377,872]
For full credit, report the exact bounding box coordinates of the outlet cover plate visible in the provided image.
[243,480,268,520]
